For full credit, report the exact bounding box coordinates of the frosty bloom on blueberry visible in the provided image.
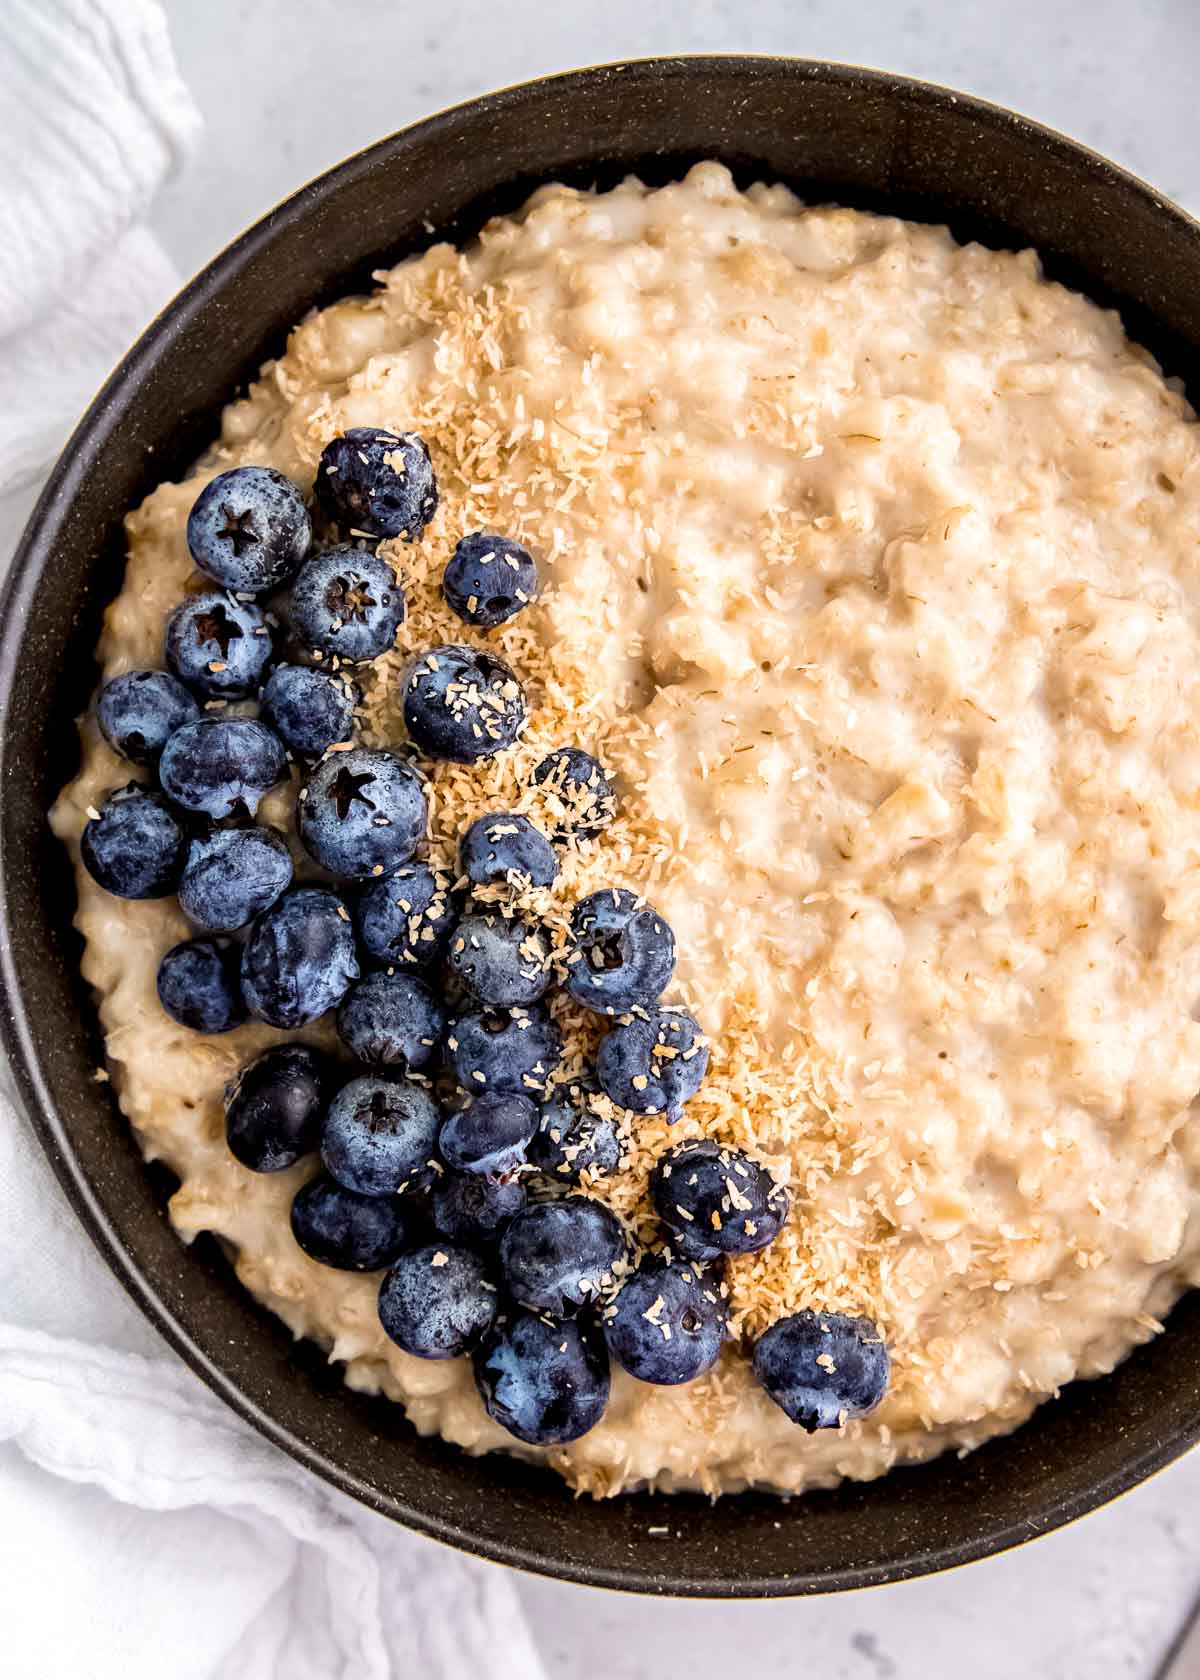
[431,1171,526,1249]
[157,937,246,1034]
[597,1005,709,1119]
[530,747,616,841]
[336,970,446,1072]
[439,1090,539,1177]
[298,745,427,879]
[378,1244,499,1360]
[604,1255,729,1386]
[178,825,293,933]
[459,811,558,889]
[354,862,459,968]
[753,1311,890,1432]
[499,1197,628,1316]
[448,910,554,1007]
[260,663,358,760]
[566,888,676,1015]
[320,1073,441,1199]
[401,644,526,762]
[290,1174,413,1273]
[447,1003,563,1096]
[289,544,405,663]
[96,669,199,766]
[650,1139,790,1258]
[80,784,188,900]
[187,465,312,595]
[240,885,360,1028]
[528,1075,622,1183]
[165,590,275,699]
[473,1311,610,1447]
[443,532,538,628]
[315,427,439,541]
[159,717,286,820]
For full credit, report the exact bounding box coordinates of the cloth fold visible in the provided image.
[0,0,199,491]
[0,5,545,1674]
[0,1316,542,1680]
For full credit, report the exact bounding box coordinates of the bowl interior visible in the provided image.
[5,57,1200,1596]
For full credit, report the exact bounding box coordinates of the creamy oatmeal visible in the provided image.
[51,162,1200,1495]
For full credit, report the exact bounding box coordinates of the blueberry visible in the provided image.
[165,590,274,699]
[95,670,200,765]
[298,746,426,879]
[225,1043,331,1172]
[80,783,188,899]
[649,1139,790,1257]
[597,1007,709,1119]
[355,862,458,968]
[159,717,287,820]
[531,747,616,841]
[566,889,675,1015]
[499,1197,627,1315]
[156,938,246,1033]
[291,1172,413,1271]
[753,1310,890,1431]
[443,532,538,628]
[178,825,293,932]
[474,1310,610,1445]
[604,1256,729,1385]
[662,1220,729,1265]
[336,970,446,1071]
[459,811,557,889]
[448,1005,562,1097]
[260,664,358,759]
[378,1243,498,1359]
[321,1073,441,1197]
[402,645,526,762]
[187,465,311,594]
[290,544,405,663]
[448,911,553,1007]
[439,1091,538,1176]
[431,1171,526,1247]
[528,1075,621,1182]
[315,427,438,541]
[240,885,359,1028]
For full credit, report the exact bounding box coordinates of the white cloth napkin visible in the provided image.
[0,0,194,491]
[0,6,546,1674]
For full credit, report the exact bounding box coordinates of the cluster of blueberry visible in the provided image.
[78,426,889,1444]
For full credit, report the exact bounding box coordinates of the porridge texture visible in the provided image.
[51,162,1200,1495]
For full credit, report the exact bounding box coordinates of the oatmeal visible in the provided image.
[50,161,1200,1495]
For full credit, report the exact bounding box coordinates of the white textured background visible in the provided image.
[156,3,1200,1675]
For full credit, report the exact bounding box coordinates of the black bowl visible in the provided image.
[4,57,1200,1597]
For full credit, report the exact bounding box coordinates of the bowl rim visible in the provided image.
[5,53,1200,1597]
